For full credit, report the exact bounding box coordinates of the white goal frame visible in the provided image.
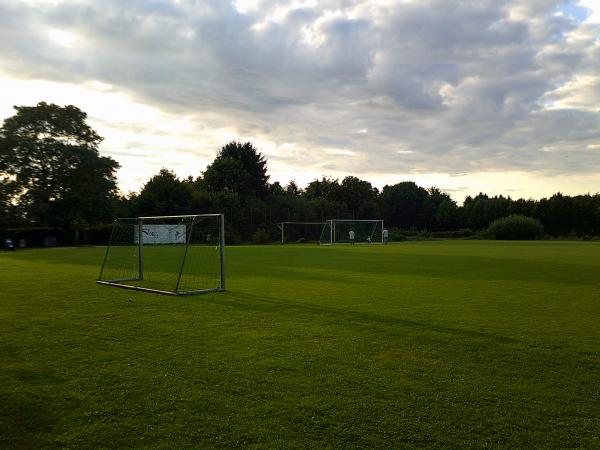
[319,219,384,245]
[97,214,225,296]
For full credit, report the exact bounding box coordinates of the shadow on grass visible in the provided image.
[0,392,57,448]
[202,290,519,347]
[8,245,600,288]
[0,247,104,268]
[255,252,600,287]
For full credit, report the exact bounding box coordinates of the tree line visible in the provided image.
[1,102,599,244]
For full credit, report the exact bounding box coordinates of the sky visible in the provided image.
[0,0,599,202]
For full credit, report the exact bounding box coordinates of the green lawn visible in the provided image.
[1,241,600,448]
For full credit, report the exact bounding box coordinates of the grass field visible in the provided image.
[1,241,600,448]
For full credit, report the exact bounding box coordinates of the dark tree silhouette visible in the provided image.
[381,182,430,229]
[202,141,269,198]
[0,102,119,227]
[3,113,600,243]
[131,168,194,216]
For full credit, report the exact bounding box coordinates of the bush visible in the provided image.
[487,215,544,240]
[251,228,272,244]
[429,228,475,239]
[226,228,242,245]
[388,228,407,241]
[388,228,478,241]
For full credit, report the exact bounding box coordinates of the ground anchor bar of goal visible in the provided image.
[97,281,225,296]
[99,277,142,283]
[177,287,225,296]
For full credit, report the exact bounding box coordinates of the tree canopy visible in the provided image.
[201,141,269,199]
[0,102,119,227]
[1,104,599,242]
[131,169,193,216]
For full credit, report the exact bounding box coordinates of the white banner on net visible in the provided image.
[134,224,186,244]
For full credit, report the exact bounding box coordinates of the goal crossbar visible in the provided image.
[138,214,223,219]
[278,222,327,225]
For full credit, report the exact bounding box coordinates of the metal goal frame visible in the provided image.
[277,221,327,244]
[97,214,225,296]
[319,219,384,245]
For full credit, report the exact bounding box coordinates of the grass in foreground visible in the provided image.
[1,241,600,448]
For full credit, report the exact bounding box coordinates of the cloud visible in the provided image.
[0,0,599,198]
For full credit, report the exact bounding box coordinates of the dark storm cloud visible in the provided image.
[1,0,599,178]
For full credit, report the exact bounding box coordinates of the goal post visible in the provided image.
[319,219,384,245]
[277,221,327,244]
[97,214,225,295]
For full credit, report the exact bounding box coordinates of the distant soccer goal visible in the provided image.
[278,222,327,244]
[97,214,225,295]
[319,219,384,245]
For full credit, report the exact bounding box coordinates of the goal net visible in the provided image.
[319,219,384,245]
[278,222,326,244]
[97,214,225,295]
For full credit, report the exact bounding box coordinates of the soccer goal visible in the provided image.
[277,222,327,244]
[97,214,225,295]
[319,219,384,245]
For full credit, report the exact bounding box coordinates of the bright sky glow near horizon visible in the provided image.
[1,0,599,202]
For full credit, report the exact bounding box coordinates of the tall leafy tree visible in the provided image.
[304,177,340,200]
[535,193,575,235]
[381,181,430,228]
[0,172,21,227]
[202,141,269,198]
[428,187,459,230]
[337,176,378,215]
[462,194,511,229]
[285,180,302,197]
[131,169,193,216]
[268,181,285,197]
[0,102,119,227]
